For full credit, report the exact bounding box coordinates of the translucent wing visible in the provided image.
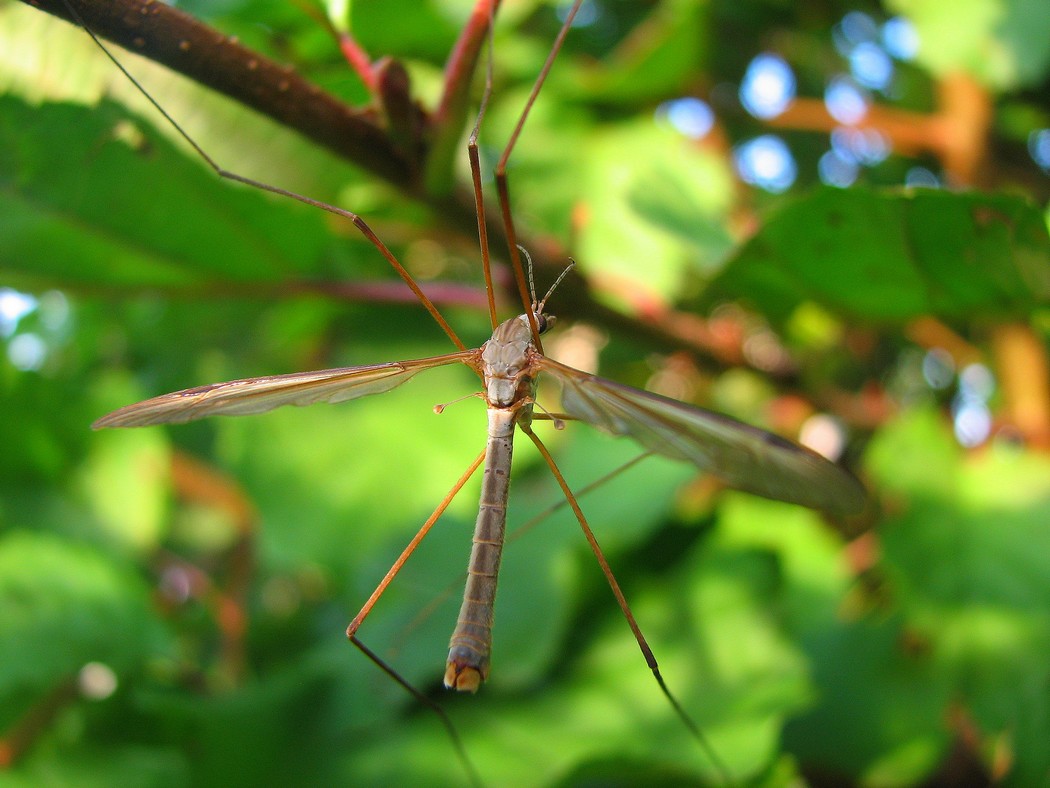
[94,351,480,428]
[537,357,865,515]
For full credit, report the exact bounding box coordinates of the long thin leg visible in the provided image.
[466,4,500,331]
[346,449,486,637]
[508,450,655,544]
[349,636,482,788]
[343,448,487,788]
[388,451,658,652]
[493,0,584,348]
[58,0,466,352]
[521,425,733,785]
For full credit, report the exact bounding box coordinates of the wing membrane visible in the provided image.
[537,357,865,515]
[94,351,479,428]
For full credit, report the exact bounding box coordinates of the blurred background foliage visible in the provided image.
[1,0,1049,785]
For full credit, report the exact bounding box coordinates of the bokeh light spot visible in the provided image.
[882,16,920,61]
[740,53,795,119]
[734,135,797,192]
[1029,128,1050,172]
[825,76,869,124]
[818,149,859,187]
[658,97,715,139]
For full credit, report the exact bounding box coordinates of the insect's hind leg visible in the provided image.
[520,423,734,785]
[344,448,487,787]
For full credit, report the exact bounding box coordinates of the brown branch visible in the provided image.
[26,0,415,187]
[169,451,257,684]
[0,678,79,767]
[992,323,1050,448]
[767,73,992,187]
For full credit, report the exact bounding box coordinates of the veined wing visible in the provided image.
[94,351,480,429]
[537,356,865,515]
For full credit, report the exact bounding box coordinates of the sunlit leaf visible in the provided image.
[887,0,1050,89]
[703,187,1050,323]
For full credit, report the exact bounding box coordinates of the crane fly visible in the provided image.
[53,0,867,779]
[93,263,865,690]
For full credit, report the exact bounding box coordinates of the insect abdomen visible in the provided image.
[444,408,516,692]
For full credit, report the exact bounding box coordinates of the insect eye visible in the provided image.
[535,314,555,334]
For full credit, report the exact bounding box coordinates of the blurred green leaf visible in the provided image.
[887,0,1050,89]
[0,530,165,726]
[703,187,1050,323]
[871,410,1050,784]
[577,121,735,305]
[77,410,171,554]
[779,409,1050,785]
[716,496,947,784]
[0,97,345,290]
[14,743,189,788]
[562,0,708,103]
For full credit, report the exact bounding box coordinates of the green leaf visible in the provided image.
[887,0,1050,89]
[12,743,188,788]
[76,407,172,554]
[702,187,1050,323]
[0,531,165,726]
[819,408,1050,785]
[564,0,709,103]
[0,96,345,290]
[578,121,735,305]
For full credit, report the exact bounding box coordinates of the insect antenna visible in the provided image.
[521,245,540,308]
[536,259,577,315]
